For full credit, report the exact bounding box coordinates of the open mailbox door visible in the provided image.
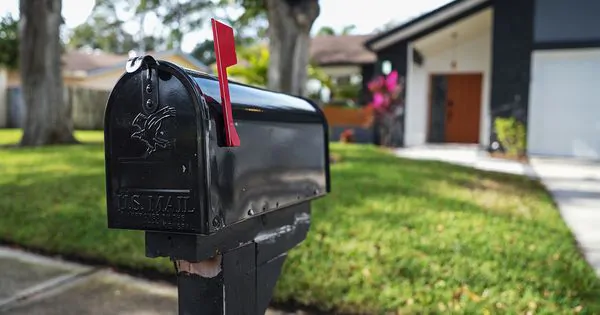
[103,18,330,315]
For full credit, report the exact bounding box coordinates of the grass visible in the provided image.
[1,129,599,314]
[0,129,104,146]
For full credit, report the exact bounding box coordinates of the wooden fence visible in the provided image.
[321,105,375,143]
[322,105,373,127]
[70,88,110,130]
[6,87,109,130]
[4,95,377,143]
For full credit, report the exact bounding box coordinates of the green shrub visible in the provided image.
[494,117,527,157]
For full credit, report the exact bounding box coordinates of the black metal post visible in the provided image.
[176,255,225,315]
[175,243,288,315]
[146,203,311,315]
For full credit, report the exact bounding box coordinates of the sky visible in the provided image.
[1,0,452,53]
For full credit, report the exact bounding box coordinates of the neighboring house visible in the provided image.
[310,34,376,103]
[6,49,209,91]
[310,35,378,143]
[365,0,600,159]
[3,49,208,128]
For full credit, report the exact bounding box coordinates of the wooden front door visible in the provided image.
[428,74,482,143]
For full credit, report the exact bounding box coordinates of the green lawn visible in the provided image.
[0,129,104,146]
[1,129,599,314]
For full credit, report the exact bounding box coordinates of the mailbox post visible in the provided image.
[104,19,330,315]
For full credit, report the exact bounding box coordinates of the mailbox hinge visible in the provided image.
[125,55,160,114]
[141,65,159,114]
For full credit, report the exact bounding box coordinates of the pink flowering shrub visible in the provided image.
[361,70,406,147]
[366,70,404,113]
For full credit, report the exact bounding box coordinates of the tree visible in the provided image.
[228,44,269,87]
[69,19,163,54]
[264,0,320,96]
[154,0,214,50]
[317,26,335,36]
[68,0,165,54]
[82,0,216,53]
[19,0,77,146]
[0,14,19,69]
[340,24,356,35]
[69,18,137,53]
[229,0,320,95]
[222,0,317,95]
[191,39,217,67]
[316,24,356,36]
[191,30,262,67]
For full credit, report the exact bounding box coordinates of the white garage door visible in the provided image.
[528,49,600,159]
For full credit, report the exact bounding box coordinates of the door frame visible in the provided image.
[426,72,484,143]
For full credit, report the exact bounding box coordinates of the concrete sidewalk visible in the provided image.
[395,144,536,177]
[0,247,296,314]
[529,158,600,276]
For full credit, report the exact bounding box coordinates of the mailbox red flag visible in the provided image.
[211,18,240,147]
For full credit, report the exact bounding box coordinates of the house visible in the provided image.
[365,0,600,159]
[310,34,376,103]
[2,49,208,128]
[310,34,376,84]
[309,35,378,143]
[6,49,209,91]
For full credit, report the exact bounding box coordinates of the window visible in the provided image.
[336,76,351,85]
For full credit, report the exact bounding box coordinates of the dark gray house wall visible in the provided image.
[375,41,409,147]
[359,63,375,105]
[375,41,408,79]
[534,0,600,45]
[488,0,534,149]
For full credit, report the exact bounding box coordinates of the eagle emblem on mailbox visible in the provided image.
[131,106,176,157]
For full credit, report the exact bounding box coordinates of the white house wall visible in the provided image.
[405,31,492,147]
[405,48,428,146]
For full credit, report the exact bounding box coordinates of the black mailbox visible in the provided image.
[104,57,330,235]
[104,19,329,314]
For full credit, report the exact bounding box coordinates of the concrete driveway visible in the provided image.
[530,157,600,275]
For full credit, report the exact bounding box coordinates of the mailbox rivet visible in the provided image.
[146,99,153,108]
[247,209,254,216]
[145,84,153,93]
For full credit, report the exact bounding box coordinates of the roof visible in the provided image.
[365,0,490,51]
[62,50,129,73]
[62,49,209,77]
[310,34,377,66]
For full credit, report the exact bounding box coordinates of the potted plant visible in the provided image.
[492,117,528,161]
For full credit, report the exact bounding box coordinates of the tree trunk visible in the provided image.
[19,0,77,146]
[265,0,319,96]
